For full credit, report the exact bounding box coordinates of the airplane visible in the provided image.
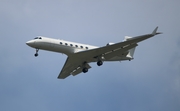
[26,27,161,79]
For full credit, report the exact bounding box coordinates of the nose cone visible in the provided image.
[26,40,34,47]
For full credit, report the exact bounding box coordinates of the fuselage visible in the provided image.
[26,36,132,61]
[26,36,98,56]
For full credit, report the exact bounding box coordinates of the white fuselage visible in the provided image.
[26,36,132,61]
[26,36,98,55]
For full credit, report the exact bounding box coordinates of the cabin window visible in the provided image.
[60,42,63,45]
[80,46,83,48]
[70,44,73,47]
[65,43,68,46]
[39,37,42,39]
[85,47,88,49]
[75,45,78,47]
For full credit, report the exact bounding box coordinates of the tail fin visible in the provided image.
[124,36,137,59]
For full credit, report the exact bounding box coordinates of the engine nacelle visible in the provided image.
[106,42,115,46]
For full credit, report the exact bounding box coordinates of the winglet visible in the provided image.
[152,26,162,35]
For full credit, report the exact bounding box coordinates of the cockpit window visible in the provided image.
[34,37,42,39]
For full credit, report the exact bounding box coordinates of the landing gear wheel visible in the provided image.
[34,53,38,57]
[82,68,88,73]
[97,60,103,66]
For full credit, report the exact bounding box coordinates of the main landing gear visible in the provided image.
[82,62,88,73]
[97,60,103,66]
[34,49,39,57]
[82,60,103,73]
[82,68,88,73]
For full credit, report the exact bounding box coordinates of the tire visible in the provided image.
[97,61,103,66]
[34,53,38,57]
[82,68,88,73]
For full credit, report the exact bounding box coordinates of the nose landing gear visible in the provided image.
[34,49,39,57]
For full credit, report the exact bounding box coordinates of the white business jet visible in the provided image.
[26,27,161,79]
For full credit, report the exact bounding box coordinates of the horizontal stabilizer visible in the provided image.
[152,26,162,35]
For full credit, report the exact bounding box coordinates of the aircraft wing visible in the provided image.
[57,57,91,79]
[58,27,161,79]
[75,27,161,59]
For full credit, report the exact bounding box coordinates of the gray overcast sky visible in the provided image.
[0,0,180,111]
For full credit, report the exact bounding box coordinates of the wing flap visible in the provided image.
[104,43,138,59]
[72,64,91,76]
